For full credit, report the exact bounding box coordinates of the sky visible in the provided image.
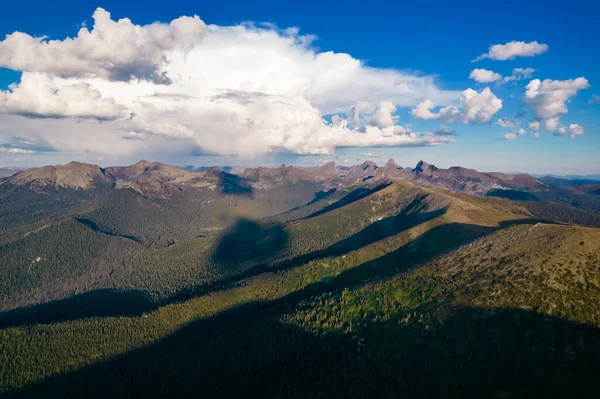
[0,0,598,174]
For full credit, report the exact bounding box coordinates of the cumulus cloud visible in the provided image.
[544,117,560,132]
[362,152,381,158]
[0,8,461,159]
[496,117,516,128]
[121,132,147,140]
[348,101,373,125]
[524,77,589,133]
[501,68,535,84]
[412,87,502,124]
[369,101,398,127]
[529,120,540,131]
[469,69,502,83]
[0,8,206,84]
[411,100,461,122]
[569,124,584,138]
[431,126,457,136]
[473,41,548,62]
[0,136,56,153]
[0,73,127,119]
[460,88,503,123]
[556,124,584,139]
[0,147,35,154]
[470,68,535,86]
[330,114,345,127]
[500,125,525,140]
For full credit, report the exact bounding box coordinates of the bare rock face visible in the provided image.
[413,160,437,174]
[7,162,113,190]
[375,158,406,180]
[408,161,546,195]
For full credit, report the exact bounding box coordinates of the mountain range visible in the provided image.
[0,158,572,196]
[1,158,600,398]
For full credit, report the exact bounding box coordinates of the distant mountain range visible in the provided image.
[0,167,23,178]
[0,158,547,194]
[537,173,600,181]
[3,158,599,211]
[3,162,599,184]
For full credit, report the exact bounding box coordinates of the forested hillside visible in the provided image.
[1,162,600,398]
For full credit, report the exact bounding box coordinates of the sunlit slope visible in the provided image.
[427,222,600,324]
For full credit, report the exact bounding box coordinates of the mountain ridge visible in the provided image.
[1,158,550,197]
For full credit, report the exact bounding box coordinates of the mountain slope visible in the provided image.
[1,159,600,398]
[1,201,599,398]
[0,218,141,311]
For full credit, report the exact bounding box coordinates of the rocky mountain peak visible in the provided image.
[413,160,437,174]
[383,158,401,169]
[8,162,110,190]
[135,160,151,167]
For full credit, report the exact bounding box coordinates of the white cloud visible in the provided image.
[496,117,515,128]
[568,124,584,138]
[0,8,206,83]
[362,152,381,158]
[473,41,548,62]
[469,68,502,83]
[0,8,461,159]
[369,101,398,127]
[460,88,503,123]
[122,132,147,140]
[349,101,373,125]
[524,77,589,131]
[0,147,36,154]
[0,73,126,119]
[556,124,584,139]
[544,117,560,132]
[592,95,600,104]
[529,120,540,131]
[501,127,525,140]
[501,68,535,84]
[412,87,502,124]
[533,132,540,138]
[410,100,461,122]
[330,115,345,127]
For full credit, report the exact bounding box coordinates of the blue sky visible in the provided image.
[0,0,598,174]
